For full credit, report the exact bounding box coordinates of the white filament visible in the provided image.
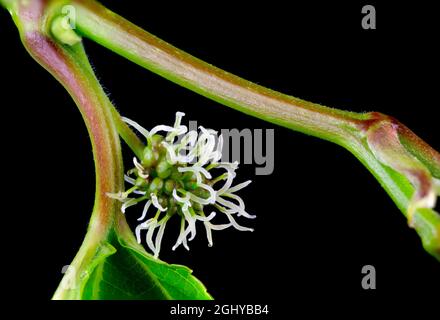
[217,194,256,219]
[226,180,252,194]
[121,198,137,213]
[133,157,149,179]
[178,166,212,183]
[124,175,136,185]
[161,141,179,164]
[198,183,217,204]
[154,216,169,258]
[135,218,153,243]
[166,112,186,143]
[151,193,167,212]
[122,117,150,139]
[138,200,152,221]
[181,204,196,241]
[172,189,192,207]
[146,218,157,253]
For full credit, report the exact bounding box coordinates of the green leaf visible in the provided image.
[58,230,212,300]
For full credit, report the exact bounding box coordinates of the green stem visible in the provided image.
[397,122,440,179]
[72,0,366,145]
[110,106,145,159]
[12,0,121,233]
[0,0,11,9]
[0,0,145,297]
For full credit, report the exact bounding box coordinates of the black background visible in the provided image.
[1,0,439,312]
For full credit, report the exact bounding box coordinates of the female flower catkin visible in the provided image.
[108,112,255,258]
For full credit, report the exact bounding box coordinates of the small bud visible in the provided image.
[170,167,182,180]
[149,177,164,194]
[182,171,197,181]
[159,197,168,209]
[156,158,172,179]
[150,134,164,147]
[192,187,210,200]
[135,176,149,188]
[50,15,82,46]
[164,179,176,194]
[142,146,158,167]
[184,180,198,191]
